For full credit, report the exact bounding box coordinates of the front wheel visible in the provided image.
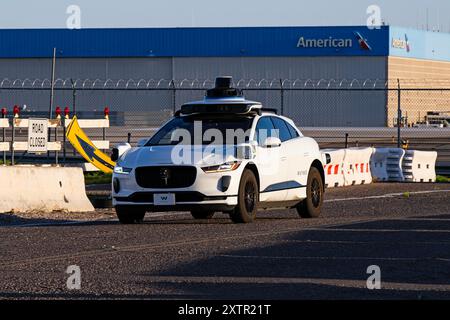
[115,206,146,224]
[230,169,259,223]
[296,167,324,218]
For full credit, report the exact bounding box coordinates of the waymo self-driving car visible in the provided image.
[112,77,325,223]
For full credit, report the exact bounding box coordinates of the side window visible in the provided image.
[270,117,292,142]
[285,121,300,139]
[255,117,275,144]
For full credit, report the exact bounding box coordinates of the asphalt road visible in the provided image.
[0,183,450,300]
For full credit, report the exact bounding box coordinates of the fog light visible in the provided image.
[221,176,231,192]
[113,178,120,193]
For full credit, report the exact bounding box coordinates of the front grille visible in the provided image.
[135,166,197,188]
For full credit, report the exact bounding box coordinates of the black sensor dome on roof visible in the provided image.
[215,76,232,88]
[178,76,269,115]
[206,77,243,98]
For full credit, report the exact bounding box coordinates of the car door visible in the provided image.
[270,117,308,201]
[253,116,288,202]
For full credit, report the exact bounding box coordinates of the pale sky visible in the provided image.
[0,0,449,31]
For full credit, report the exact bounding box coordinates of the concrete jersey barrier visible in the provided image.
[0,166,94,213]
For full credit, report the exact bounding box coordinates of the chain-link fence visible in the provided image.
[0,78,449,171]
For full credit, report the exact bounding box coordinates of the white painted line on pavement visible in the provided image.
[326,189,450,203]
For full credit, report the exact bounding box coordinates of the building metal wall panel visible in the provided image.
[173,56,387,80]
[0,57,172,79]
[390,27,450,62]
[0,57,173,115]
[0,26,389,58]
[387,56,450,126]
[173,56,388,126]
[0,56,387,126]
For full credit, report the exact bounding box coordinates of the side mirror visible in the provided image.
[111,143,131,161]
[236,142,257,159]
[262,137,281,148]
[137,138,148,147]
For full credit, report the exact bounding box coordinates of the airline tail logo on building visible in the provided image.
[354,32,372,51]
[404,34,411,52]
[392,34,411,52]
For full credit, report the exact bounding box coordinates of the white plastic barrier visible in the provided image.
[370,148,405,182]
[343,147,373,186]
[322,147,437,186]
[402,150,437,182]
[0,118,9,152]
[0,166,94,213]
[321,149,345,188]
[12,141,62,152]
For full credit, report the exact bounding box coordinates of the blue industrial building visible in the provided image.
[0,25,449,61]
[0,26,449,126]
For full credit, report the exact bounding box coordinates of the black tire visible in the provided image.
[191,211,215,219]
[230,169,259,223]
[115,206,146,224]
[296,167,324,218]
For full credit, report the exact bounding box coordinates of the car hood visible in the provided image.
[118,145,237,168]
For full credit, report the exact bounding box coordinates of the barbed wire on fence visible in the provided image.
[1,78,450,90]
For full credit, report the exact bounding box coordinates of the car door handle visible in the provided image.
[280,156,287,161]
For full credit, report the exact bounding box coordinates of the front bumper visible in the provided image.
[112,164,243,210]
[114,202,236,213]
[113,191,237,212]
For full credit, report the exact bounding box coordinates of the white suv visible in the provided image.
[112,77,325,224]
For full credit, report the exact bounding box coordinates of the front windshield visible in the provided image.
[145,115,253,146]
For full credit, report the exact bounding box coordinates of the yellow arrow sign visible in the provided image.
[66,116,116,173]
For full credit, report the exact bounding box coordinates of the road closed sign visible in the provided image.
[28,118,48,153]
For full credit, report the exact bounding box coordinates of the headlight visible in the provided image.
[114,166,133,174]
[201,161,241,173]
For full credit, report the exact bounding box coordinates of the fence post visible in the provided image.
[47,125,51,161]
[62,117,66,163]
[11,118,15,166]
[2,110,6,165]
[54,124,58,165]
[280,79,284,116]
[170,79,176,114]
[48,47,56,119]
[397,79,401,148]
[71,79,77,116]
